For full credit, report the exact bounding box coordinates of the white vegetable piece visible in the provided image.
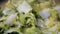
[5,30,13,33]
[36,19,43,27]
[58,32,60,34]
[17,1,32,13]
[45,19,50,26]
[3,7,16,15]
[53,6,60,16]
[40,8,50,19]
[4,29,17,34]
[3,7,9,15]
[5,13,17,25]
[54,6,60,12]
